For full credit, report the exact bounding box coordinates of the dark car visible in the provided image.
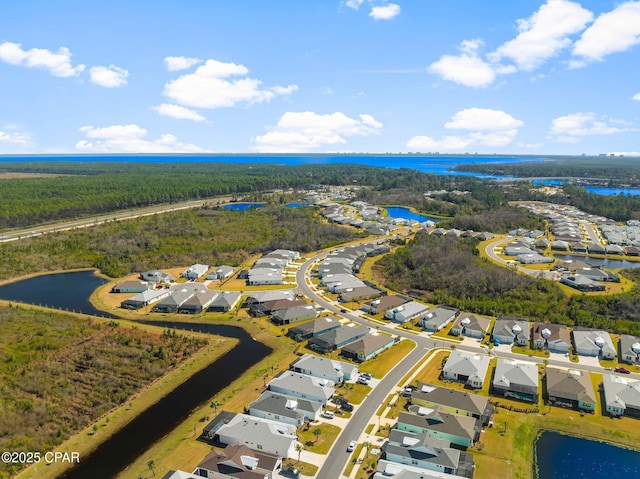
[281,465,301,478]
[615,366,631,374]
[340,402,354,412]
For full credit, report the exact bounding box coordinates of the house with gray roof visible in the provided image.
[560,274,606,292]
[340,286,381,303]
[410,383,492,424]
[575,268,619,283]
[140,269,174,283]
[330,279,367,294]
[450,313,491,339]
[271,305,317,325]
[516,253,554,264]
[420,306,459,332]
[267,371,335,405]
[244,290,294,306]
[362,295,408,315]
[587,243,606,254]
[308,324,369,353]
[386,428,462,476]
[602,373,640,417]
[545,367,596,412]
[178,290,219,314]
[249,392,319,426]
[152,288,195,313]
[504,245,534,256]
[373,460,471,479]
[287,316,340,341]
[442,351,490,389]
[194,444,281,479]
[619,334,640,364]
[208,291,242,312]
[492,317,530,346]
[492,358,539,402]
[183,263,209,280]
[250,298,308,316]
[572,328,616,359]
[215,413,298,458]
[120,288,171,310]
[341,333,396,362]
[397,408,478,448]
[290,353,358,383]
[385,301,430,324]
[531,322,571,353]
[206,265,234,280]
[111,280,150,293]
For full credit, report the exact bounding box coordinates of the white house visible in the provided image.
[215,413,298,458]
[385,301,430,324]
[442,351,490,389]
[183,263,209,280]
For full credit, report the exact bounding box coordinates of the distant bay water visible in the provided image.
[2,154,639,196]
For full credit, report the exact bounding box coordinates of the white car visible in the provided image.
[347,440,357,452]
[322,410,335,419]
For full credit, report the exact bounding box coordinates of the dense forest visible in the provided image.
[0,205,361,279]
[0,306,207,478]
[375,232,640,334]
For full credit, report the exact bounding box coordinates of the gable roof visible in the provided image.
[546,367,596,404]
[493,359,538,390]
[451,312,491,334]
[442,351,490,383]
[398,408,476,442]
[288,316,340,337]
[197,444,280,479]
[602,374,640,411]
[411,383,489,416]
[341,333,395,357]
[531,322,570,345]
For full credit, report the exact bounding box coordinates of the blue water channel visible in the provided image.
[553,254,640,270]
[385,206,439,223]
[535,432,640,479]
[222,202,265,211]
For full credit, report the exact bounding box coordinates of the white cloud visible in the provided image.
[370,3,401,20]
[633,92,640,101]
[0,41,85,77]
[89,65,129,88]
[549,112,638,142]
[488,0,593,71]
[407,108,523,151]
[252,111,383,153]
[76,124,209,153]
[572,1,640,64]
[163,58,297,109]
[0,130,31,145]
[345,0,364,9]
[428,40,496,88]
[164,56,202,71]
[152,103,206,121]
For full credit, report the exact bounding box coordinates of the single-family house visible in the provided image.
[214,413,298,458]
[385,428,462,476]
[178,290,219,314]
[373,460,471,479]
[531,322,571,353]
[267,371,335,405]
[341,333,396,362]
[308,324,369,353]
[290,353,358,383]
[193,444,281,479]
[208,291,242,312]
[516,253,554,264]
[602,373,640,417]
[572,328,616,359]
[287,316,341,341]
[340,286,381,303]
[420,306,459,332]
[250,298,308,316]
[385,301,430,324]
[575,268,619,283]
[551,240,569,251]
[249,391,320,426]
[247,269,283,286]
[619,334,640,364]
[450,312,491,339]
[492,359,539,402]
[151,288,195,313]
[206,265,234,280]
[183,264,209,280]
[396,409,478,448]
[362,295,408,315]
[560,274,606,292]
[410,383,492,424]
[243,290,294,306]
[111,280,150,293]
[442,351,490,389]
[492,317,530,346]
[504,245,534,256]
[271,305,317,325]
[120,288,171,310]
[140,270,173,283]
[587,243,606,255]
[545,367,596,412]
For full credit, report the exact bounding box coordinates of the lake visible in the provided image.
[385,206,438,223]
[535,432,640,479]
[553,254,640,270]
[223,202,265,211]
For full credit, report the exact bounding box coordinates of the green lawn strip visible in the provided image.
[365,424,375,434]
[297,423,342,454]
[358,339,416,378]
[354,450,382,479]
[376,394,395,417]
[343,443,365,477]
[337,383,371,405]
[284,460,318,477]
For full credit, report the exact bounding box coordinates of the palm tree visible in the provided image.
[312,427,322,444]
[147,459,156,476]
[363,441,372,458]
[295,443,304,463]
[210,400,220,414]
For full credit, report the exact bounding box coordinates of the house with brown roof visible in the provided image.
[531,322,571,353]
[450,312,491,339]
[362,294,408,315]
[341,333,396,362]
[545,367,596,412]
[194,444,282,479]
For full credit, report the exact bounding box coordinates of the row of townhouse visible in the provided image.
[120,282,241,313]
[245,249,300,286]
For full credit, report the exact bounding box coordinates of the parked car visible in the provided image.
[322,410,335,419]
[402,386,415,397]
[357,376,370,385]
[340,402,354,412]
[615,366,631,374]
[360,372,373,380]
[281,465,301,478]
[347,440,357,452]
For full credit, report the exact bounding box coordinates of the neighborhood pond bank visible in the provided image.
[0,270,271,478]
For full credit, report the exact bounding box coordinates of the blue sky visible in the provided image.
[1,0,639,155]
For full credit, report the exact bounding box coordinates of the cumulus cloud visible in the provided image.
[89,65,129,87]
[344,0,364,9]
[572,1,640,65]
[549,112,638,143]
[251,111,383,153]
[152,103,206,121]
[0,41,85,77]
[488,0,593,71]
[164,56,202,71]
[633,92,640,101]
[76,124,209,153]
[407,108,523,151]
[163,59,297,109]
[370,3,401,20]
[0,130,31,145]
[428,39,496,88]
